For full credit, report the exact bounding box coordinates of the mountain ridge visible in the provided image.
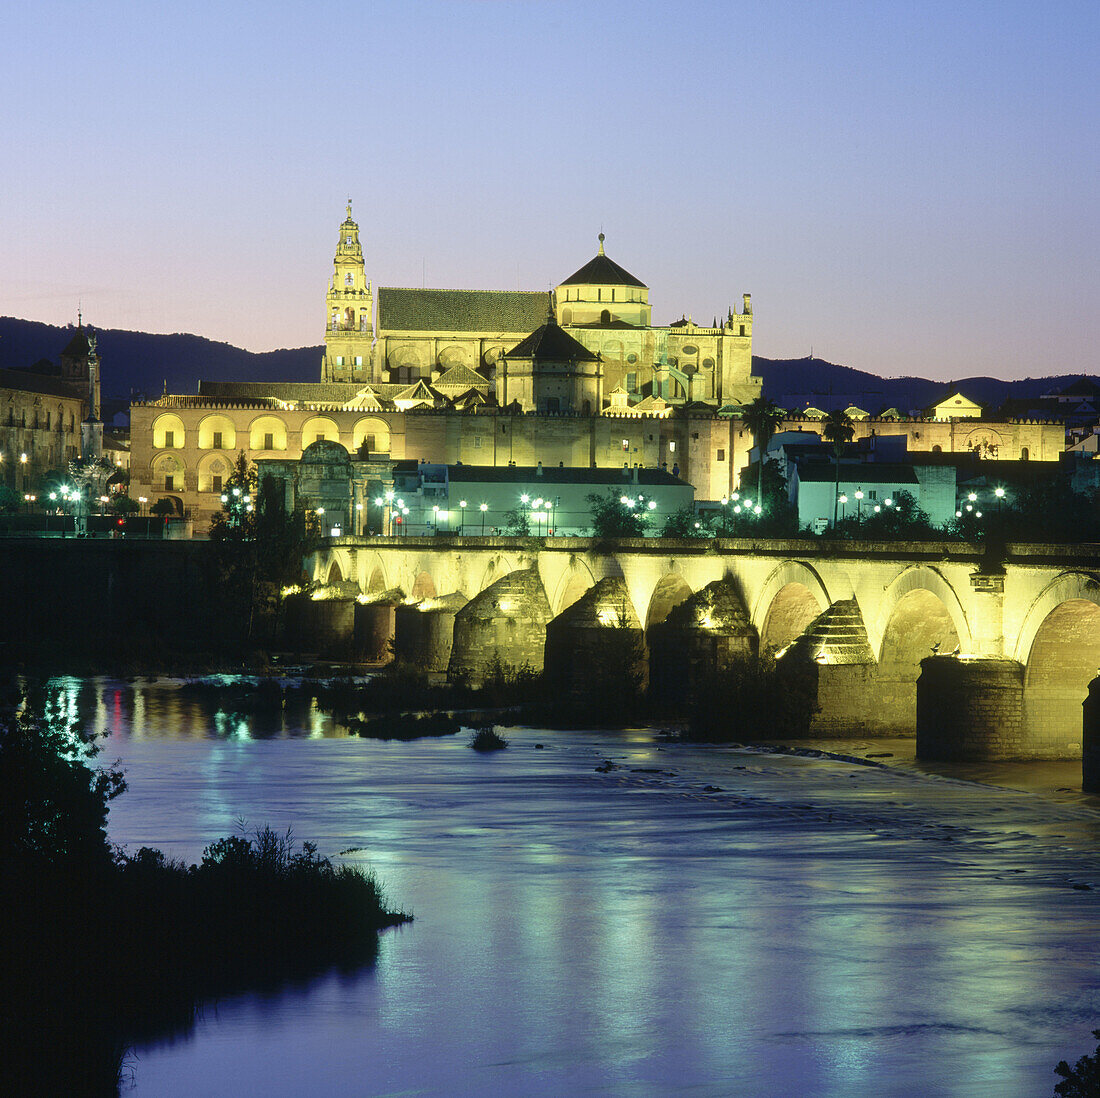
[0,316,1089,415]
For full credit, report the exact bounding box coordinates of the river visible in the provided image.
[47,676,1100,1096]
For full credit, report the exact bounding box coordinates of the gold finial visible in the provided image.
[346,198,353,219]
[597,232,605,256]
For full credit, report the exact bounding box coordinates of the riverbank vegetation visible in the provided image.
[0,681,408,1095]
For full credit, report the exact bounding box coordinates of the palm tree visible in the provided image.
[740,398,786,509]
[822,409,855,528]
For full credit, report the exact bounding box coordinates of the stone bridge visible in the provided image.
[304,536,1100,761]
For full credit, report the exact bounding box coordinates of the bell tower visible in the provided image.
[321,200,373,382]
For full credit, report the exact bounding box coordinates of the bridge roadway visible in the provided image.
[306,536,1100,761]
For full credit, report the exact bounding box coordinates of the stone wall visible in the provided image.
[916,656,1026,761]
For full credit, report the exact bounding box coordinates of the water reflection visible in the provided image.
[30,677,1100,1096]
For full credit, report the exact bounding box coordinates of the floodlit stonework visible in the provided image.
[127,205,1066,530]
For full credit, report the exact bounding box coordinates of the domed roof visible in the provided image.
[559,234,646,289]
[506,316,598,362]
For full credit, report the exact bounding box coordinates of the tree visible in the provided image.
[109,494,140,515]
[209,454,309,645]
[588,490,649,538]
[833,490,940,539]
[1054,1029,1100,1096]
[150,497,177,517]
[822,409,855,528]
[739,398,787,509]
[502,506,531,536]
[661,506,709,538]
[0,683,124,870]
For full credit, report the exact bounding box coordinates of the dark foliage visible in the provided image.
[1054,1030,1100,1096]
[208,453,311,650]
[0,685,407,1096]
[681,656,818,741]
[469,726,509,751]
[587,490,650,538]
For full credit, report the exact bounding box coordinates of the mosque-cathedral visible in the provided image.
[128,205,1062,531]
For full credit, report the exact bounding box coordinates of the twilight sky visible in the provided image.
[4,0,1097,381]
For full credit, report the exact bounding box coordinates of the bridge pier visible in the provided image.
[1082,676,1100,793]
[354,589,403,662]
[393,594,468,672]
[779,599,891,736]
[448,569,553,685]
[284,592,357,656]
[916,655,1026,761]
[544,577,647,705]
[647,578,757,708]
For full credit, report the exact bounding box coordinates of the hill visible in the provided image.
[0,317,1091,416]
[0,317,321,400]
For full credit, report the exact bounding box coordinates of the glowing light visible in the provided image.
[968,492,977,502]
[479,503,487,512]
[753,505,762,515]
[854,490,863,501]
[648,500,656,510]
[995,487,1005,498]
[520,493,530,503]
[281,585,302,597]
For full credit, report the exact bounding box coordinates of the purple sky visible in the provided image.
[4,1,1097,380]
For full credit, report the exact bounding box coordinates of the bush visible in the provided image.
[469,727,508,751]
[1054,1029,1100,1096]
[683,656,818,741]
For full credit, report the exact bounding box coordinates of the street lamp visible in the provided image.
[459,499,467,534]
[838,493,848,522]
[356,501,363,535]
[479,501,487,535]
[854,489,864,526]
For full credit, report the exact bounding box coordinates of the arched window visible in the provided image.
[600,309,611,324]
[1021,447,1029,461]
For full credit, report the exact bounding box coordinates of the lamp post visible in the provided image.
[459,499,467,534]
[480,502,487,535]
[854,488,864,526]
[838,493,848,523]
[356,501,363,535]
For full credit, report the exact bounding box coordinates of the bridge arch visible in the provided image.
[1014,572,1100,754]
[547,558,597,616]
[873,566,970,735]
[478,553,524,596]
[874,566,973,658]
[752,561,831,651]
[645,573,694,629]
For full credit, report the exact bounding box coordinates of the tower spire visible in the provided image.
[597,231,605,256]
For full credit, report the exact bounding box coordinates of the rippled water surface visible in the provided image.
[50,678,1100,1096]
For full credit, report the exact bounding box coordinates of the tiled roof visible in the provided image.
[61,327,91,358]
[794,463,918,484]
[506,319,598,362]
[433,363,490,392]
[377,288,547,332]
[199,381,366,402]
[0,368,83,400]
[559,253,646,289]
[439,464,687,487]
